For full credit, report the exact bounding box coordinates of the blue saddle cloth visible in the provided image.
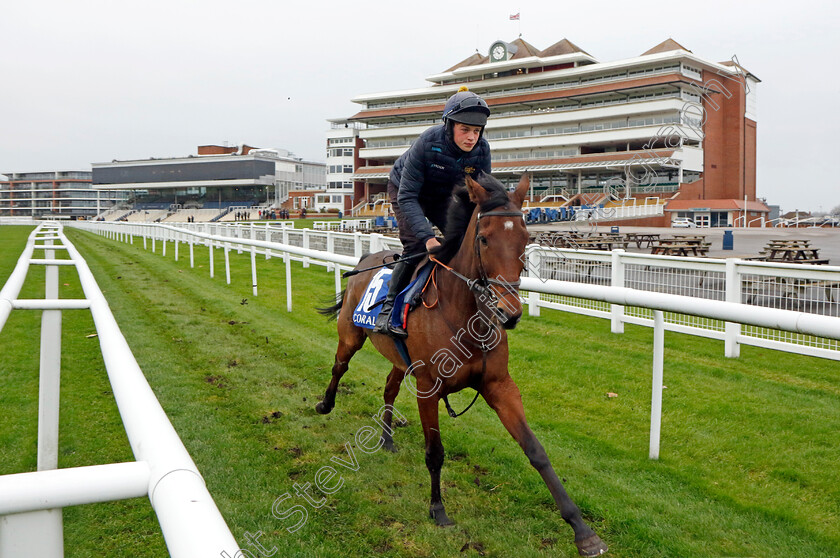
[352,261,434,331]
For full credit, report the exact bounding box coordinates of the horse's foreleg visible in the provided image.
[316,328,364,414]
[482,377,607,557]
[379,366,403,452]
[417,395,453,526]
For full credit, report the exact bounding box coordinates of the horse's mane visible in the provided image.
[433,172,510,264]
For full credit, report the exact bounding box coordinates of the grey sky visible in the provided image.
[2,0,837,213]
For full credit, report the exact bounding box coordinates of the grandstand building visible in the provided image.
[328,37,767,227]
[92,144,326,216]
[0,170,129,219]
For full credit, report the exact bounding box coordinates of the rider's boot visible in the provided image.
[373,259,415,339]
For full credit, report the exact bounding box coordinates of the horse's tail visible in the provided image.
[316,289,345,321]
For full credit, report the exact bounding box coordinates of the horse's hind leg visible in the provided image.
[482,377,607,557]
[379,365,404,452]
[316,323,365,415]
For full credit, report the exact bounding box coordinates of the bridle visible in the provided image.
[430,208,525,306]
[473,209,525,297]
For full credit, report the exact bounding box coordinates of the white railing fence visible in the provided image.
[0,223,239,557]
[67,221,840,361]
[523,246,840,360]
[61,221,840,461]
[577,203,665,222]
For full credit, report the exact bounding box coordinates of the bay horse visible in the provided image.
[316,173,607,556]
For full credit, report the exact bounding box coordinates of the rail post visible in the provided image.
[611,249,626,333]
[302,229,310,269]
[224,243,231,285]
[250,224,258,296]
[649,309,665,460]
[285,255,293,312]
[725,259,742,358]
[526,244,541,317]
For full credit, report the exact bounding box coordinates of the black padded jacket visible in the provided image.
[389,124,491,242]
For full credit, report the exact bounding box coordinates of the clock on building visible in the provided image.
[490,42,507,62]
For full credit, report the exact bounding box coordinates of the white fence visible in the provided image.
[0,217,38,225]
[69,220,840,361]
[523,246,840,360]
[0,223,239,557]
[577,203,665,222]
[63,221,840,461]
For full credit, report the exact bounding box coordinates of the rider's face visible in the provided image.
[452,123,482,152]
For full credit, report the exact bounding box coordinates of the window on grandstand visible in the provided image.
[681,64,703,80]
[494,148,577,161]
[365,139,412,148]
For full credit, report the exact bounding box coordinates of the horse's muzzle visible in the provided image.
[496,307,522,330]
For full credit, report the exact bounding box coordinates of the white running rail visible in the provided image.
[60,220,840,460]
[0,223,239,557]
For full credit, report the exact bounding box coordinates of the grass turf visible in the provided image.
[1,224,838,557]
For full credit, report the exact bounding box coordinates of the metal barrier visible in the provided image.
[0,223,239,557]
[59,221,840,460]
[68,221,840,360]
[524,246,840,360]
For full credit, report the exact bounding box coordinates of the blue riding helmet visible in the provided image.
[442,89,490,127]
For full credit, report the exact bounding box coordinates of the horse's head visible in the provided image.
[463,173,531,330]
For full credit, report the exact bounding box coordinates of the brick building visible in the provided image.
[328,37,766,226]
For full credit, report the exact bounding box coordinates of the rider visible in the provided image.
[373,87,491,338]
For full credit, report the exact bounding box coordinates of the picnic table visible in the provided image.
[759,239,829,264]
[651,243,710,257]
[742,276,840,307]
[568,234,629,251]
[532,231,586,249]
[624,232,660,249]
[650,235,710,257]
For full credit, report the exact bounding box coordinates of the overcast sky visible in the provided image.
[2,0,837,212]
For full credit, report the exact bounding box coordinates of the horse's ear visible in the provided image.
[465,175,488,205]
[510,173,531,208]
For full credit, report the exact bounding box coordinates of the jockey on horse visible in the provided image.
[374,87,491,338]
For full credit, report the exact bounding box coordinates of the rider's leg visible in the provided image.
[373,258,416,338]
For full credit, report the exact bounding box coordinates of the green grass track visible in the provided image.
[1,224,838,557]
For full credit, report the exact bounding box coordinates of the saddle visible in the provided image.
[352,260,435,333]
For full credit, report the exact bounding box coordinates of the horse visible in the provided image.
[316,173,608,556]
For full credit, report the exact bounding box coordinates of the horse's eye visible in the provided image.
[478,235,488,246]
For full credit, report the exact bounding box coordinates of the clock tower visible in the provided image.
[488,40,517,62]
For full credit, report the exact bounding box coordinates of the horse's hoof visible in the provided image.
[315,401,331,415]
[381,439,398,453]
[576,534,608,556]
[429,505,454,527]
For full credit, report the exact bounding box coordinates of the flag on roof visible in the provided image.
[509,13,520,20]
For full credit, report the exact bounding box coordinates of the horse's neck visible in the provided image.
[437,215,480,315]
